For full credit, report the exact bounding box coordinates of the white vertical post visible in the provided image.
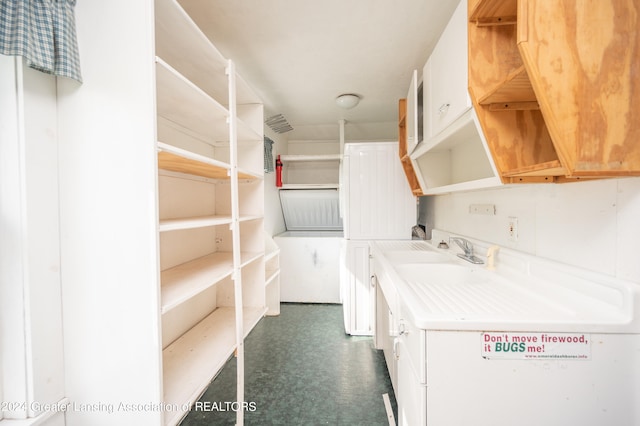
[338,119,346,220]
[227,59,245,426]
[0,55,30,422]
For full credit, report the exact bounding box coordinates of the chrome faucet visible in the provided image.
[449,237,484,264]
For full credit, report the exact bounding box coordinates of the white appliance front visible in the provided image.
[341,141,417,335]
[343,142,416,240]
[274,231,342,304]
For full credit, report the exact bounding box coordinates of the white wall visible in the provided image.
[426,177,640,282]
[286,121,397,142]
[56,0,163,424]
[0,56,65,424]
[264,127,286,236]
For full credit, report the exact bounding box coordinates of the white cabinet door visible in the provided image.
[396,334,426,426]
[341,240,374,336]
[406,69,419,154]
[424,0,470,138]
[376,283,398,394]
[343,142,416,240]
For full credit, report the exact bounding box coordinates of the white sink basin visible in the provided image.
[394,263,488,285]
[382,250,450,264]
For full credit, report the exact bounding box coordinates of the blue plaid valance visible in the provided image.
[0,0,82,82]
[264,137,274,173]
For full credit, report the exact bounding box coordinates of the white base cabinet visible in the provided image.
[390,299,640,426]
[276,232,342,304]
[341,241,374,336]
[396,299,427,426]
[375,284,397,394]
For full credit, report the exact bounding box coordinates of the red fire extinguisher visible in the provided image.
[275,155,283,187]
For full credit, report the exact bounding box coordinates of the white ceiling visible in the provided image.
[179,0,459,140]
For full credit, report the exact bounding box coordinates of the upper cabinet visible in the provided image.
[423,0,471,139]
[405,70,420,154]
[406,0,502,195]
[398,99,425,196]
[468,0,640,182]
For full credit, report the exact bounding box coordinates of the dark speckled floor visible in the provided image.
[180,303,397,425]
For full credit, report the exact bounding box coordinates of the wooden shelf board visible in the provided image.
[239,214,264,223]
[265,270,280,287]
[157,143,256,181]
[400,155,424,197]
[488,101,539,111]
[469,0,517,26]
[162,306,266,426]
[155,0,260,107]
[158,150,230,180]
[156,59,230,142]
[280,184,339,190]
[501,160,566,178]
[411,108,476,157]
[237,167,263,180]
[264,248,280,262]
[158,215,262,234]
[156,59,261,146]
[159,215,232,232]
[478,66,536,105]
[239,251,263,268]
[421,176,503,195]
[161,250,264,314]
[161,252,234,314]
[279,154,341,162]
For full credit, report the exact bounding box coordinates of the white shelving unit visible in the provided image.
[279,153,341,189]
[155,0,265,424]
[264,233,281,316]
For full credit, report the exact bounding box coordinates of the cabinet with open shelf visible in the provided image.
[279,154,342,189]
[468,0,640,181]
[155,0,265,424]
[405,0,502,195]
[468,0,563,182]
[398,98,424,196]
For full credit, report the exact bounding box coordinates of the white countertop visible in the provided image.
[371,238,640,333]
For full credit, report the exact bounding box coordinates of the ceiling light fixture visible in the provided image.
[336,93,360,109]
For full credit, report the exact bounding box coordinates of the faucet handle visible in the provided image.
[450,237,473,255]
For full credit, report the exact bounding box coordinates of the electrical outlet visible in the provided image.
[508,217,518,242]
[469,204,496,215]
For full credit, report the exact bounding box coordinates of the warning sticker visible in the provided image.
[481,332,591,360]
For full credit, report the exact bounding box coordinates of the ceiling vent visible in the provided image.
[265,114,293,133]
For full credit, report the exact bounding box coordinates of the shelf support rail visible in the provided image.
[227,59,245,426]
